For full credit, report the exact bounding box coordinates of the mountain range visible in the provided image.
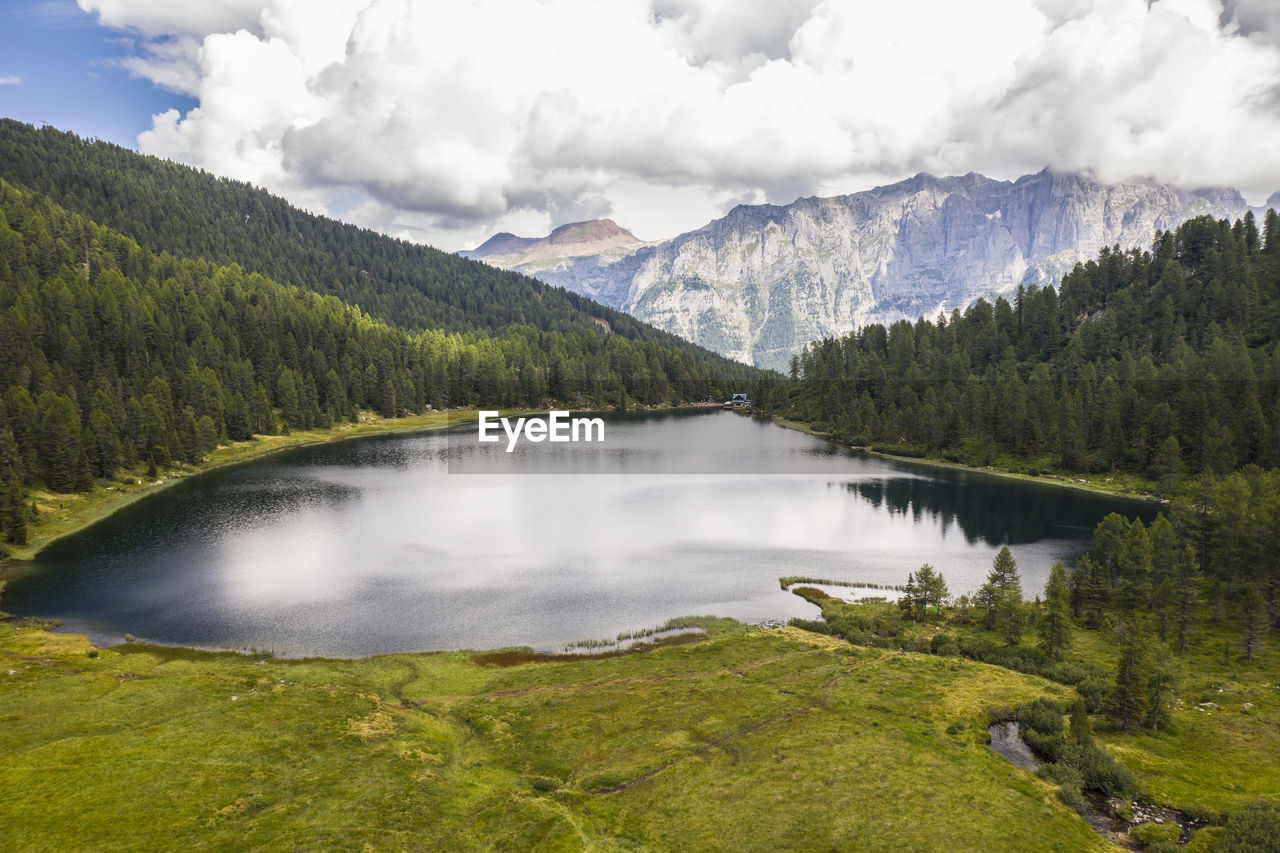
[464,169,1277,369]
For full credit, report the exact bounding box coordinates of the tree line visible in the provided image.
[0,179,756,545]
[0,119,758,375]
[785,212,1280,479]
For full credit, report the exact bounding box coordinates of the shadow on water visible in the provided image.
[847,474,1155,547]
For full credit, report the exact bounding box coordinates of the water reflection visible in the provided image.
[6,410,1155,657]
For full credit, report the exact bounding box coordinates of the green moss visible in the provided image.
[1130,821,1180,845]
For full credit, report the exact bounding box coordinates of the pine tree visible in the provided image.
[1039,561,1072,662]
[1144,646,1176,731]
[3,483,27,546]
[1174,544,1201,651]
[913,564,948,622]
[1068,697,1093,748]
[1108,624,1151,733]
[899,572,919,622]
[1242,586,1268,661]
[1114,518,1152,616]
[980,546,1024,646]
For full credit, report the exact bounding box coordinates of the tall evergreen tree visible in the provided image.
[978,546,1024,646]
[1108,624,1152,733]
[1039,561,1073,662]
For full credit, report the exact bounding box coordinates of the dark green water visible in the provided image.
[6,409,1155,656]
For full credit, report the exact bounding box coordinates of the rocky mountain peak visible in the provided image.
[465,169,1268,370]
[462,218,641,266]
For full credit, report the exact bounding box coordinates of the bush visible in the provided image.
[787,618,833,635]
[1076,675,1111,713]
[1066,741,1137,797]
[1184,826,1223,853]
[1040,762,1085,810]
[1217,801,1280,852]
[1019,697,1066,762]
[870,442,927,458]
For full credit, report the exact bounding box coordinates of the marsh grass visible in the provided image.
[0,617,1114,851]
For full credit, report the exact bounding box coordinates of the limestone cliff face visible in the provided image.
[465,170,1258,370]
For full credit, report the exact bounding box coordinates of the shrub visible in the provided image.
[1019,697,1066,762]
[1040,762,1085,810]
[788,618,833,635]
[1065,741,1137,797]
[1076,675,1111,713]
[1184,826,1223,853]
[1217,801,1280,853]
[870,442,927,458]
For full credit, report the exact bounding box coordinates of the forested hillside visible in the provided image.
[0,179,755,545]
[782,211,1280,684]
[786,213,1280,478]
[0,120,747,363]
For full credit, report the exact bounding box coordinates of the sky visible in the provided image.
[2,0,1280,252]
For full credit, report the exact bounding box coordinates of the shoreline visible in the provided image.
[0,401,723,570]
[766,414,1162,505]
[1,408,487,567]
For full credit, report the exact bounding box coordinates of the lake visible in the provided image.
[4,409,1156,657]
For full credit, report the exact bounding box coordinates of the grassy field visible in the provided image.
[795,592,1280,824]
[0,617,1116,852]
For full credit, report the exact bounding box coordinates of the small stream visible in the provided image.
[986,723,1127,840]
[986,721,1039,771]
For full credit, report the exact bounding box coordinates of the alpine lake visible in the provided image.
[5,409,1156,657]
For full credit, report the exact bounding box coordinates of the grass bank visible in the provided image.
[0,617,1112,851]
[3,408,493,564]
[767,414,1161,504]
[785,588,1280,830]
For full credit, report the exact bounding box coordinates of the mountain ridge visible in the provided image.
[466,168,1273,369]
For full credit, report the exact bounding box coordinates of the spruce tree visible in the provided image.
[1039,561,1072,662]
[1242,586,1268,661]
[1108,624,1151,733]
[980,546,1024,646]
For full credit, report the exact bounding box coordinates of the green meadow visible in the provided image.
[1,617,1114,852]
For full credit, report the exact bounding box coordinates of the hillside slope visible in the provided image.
[0,119,744,371]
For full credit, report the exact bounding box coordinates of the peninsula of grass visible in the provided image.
[0,616,1117,851]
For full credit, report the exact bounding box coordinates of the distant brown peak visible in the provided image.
[546,218,638,245]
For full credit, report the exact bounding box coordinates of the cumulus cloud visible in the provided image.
[80,0,1280,249]
[0,75,22,86]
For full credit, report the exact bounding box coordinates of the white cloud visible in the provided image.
[0,74,22,86]
[80,0,1280,250]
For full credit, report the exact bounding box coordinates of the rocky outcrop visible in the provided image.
[465,169,1263,369]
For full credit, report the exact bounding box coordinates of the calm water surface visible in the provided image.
[6,410,1155,656]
